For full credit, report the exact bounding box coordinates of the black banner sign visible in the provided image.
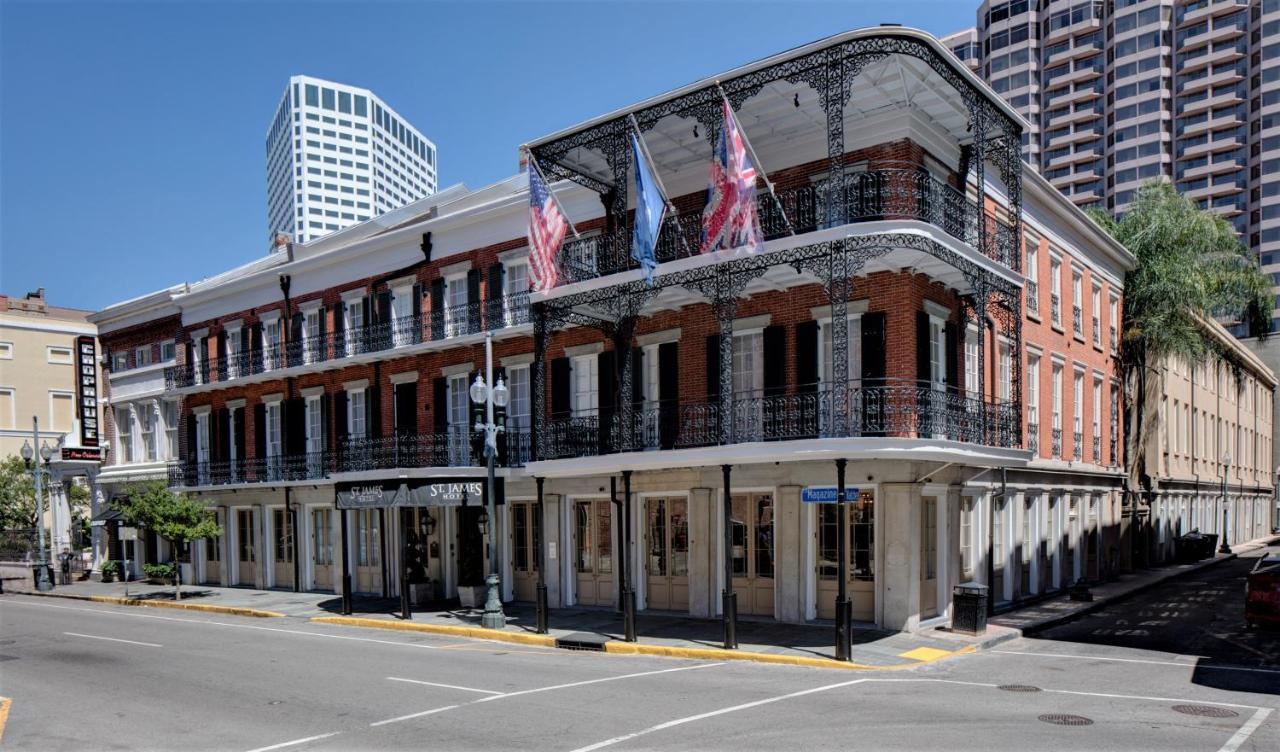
[76,335,99,448]
[335,477,502,510]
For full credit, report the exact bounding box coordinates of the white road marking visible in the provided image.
[369,705,459,728]
[992,648,1280,675]
[386,677,503,695]
[63,632,161,648]
[872,677,1262,710]
[243,731,340,752]
[472,662,724,703]
[567,678,870,752]
[1218,707,1273,752]
[369,663,725,727]
[3,598,439,650]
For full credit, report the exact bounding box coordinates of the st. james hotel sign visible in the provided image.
[336,477,502,509]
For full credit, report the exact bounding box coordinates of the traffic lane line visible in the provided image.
[63,631,162,648]
[563,676,1270,752]
[386,677,504,695]
[368,662,725,728]
[243,731,341,752]
[990,647,1280,675]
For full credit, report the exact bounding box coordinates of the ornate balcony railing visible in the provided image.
[1110,326,1117,351]
[1050,293,1061,325]
[168,430,532,489]
[1091,316,1100,346]
[540,379,1019,460]
[555,165,1018,286]
[165,294,530,389]
[1051,427,1063,458]
[1092,435,1101,462]
[1026,280,1039,313]
[1027,421,1039,455]
[1072,306,1083,336]
[1073,431,1083,460]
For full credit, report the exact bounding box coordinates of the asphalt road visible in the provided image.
[1,550,1276,752]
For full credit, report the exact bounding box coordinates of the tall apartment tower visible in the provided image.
[952,0,1280,333]
[265,75,438,246]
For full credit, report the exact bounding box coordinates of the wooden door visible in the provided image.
[236,509,256,586]
[815,490,875,622]
[272,508,294,589]
[511,502,539,602]
[730,493,775,617]
[203,527,221,585]
[573,499,614,607]
[644,497,689,612]
[311,508,334,591]
[919,496,938,619]
[354,509,382,594]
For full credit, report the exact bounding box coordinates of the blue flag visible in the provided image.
[630,131,667,286]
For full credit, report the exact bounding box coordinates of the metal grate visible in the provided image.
[998,684,1042,693]
[1038,714,1094,726]
[1172,705,1239,718]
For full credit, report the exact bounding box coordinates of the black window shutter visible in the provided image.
[795,321,818,391]
[287,398,306,456]
[317,305,328,353]
[705,335,721,401]
[411,283,422,344]
[550,357,570,418]
[433,377,448,433]
[631,348,644,406]
[916,311,931,383]
[240,327,251,368]
[319,395,330,452]
[395,382,418,435]
[466,269,482,333]
[216,331,227,379]
[658,342,679,449]
[290,314,304,366]
[376,290,391,323]
[186,414,196,464]
[331,303,346,353]
[333,392,348,448]
[763,325,786,397]
[860,312,886,382]
[598,350,616,452]
[235,408,247,464]
[945,320,959,393]
[217,408,230,463]
[430,278,445,339]
[253,404,266,461]
[250,323,262,372]
[184,340,194,368]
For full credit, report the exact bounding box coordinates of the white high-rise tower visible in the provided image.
[266,75,437,246]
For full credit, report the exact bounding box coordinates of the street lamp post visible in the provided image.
[20,417,55,592]
[1219,451,1232,554]
[470,330,509,630]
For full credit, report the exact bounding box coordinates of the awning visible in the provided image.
[335,477,504,510]
[92,506,126,522]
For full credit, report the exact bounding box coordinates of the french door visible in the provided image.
[730,493,775,616]
[644,497,689,612]
[815,490,875,622]
[573,499,614,607]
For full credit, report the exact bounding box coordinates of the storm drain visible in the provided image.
[555,632,609,652]
[1172,705,1239,718]
[1037,714,1094,726]
[997,684,1042,693]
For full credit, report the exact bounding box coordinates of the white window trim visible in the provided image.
[0,386,15,429]
[0,341,12,360]
[47,390,75,432]
[47,345,74,365]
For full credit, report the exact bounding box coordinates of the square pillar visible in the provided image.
[775,484,804,623]
[687,487,715,618]
[880,482,923,632]
[542,492,562,607]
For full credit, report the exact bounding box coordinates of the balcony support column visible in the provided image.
[614,317,638,453]
[715,297,737,446]
[823,49,846,229]
[827,247,851,438]
[531,303,548,462]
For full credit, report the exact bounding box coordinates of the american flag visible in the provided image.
[527,162,567,293]
[701,100,761,255]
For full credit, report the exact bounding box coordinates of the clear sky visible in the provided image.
[0,0,974,311]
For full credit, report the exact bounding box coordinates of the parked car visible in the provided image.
[1245,550,1280,629]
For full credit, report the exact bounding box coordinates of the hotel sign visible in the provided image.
[336,477,502,509]
[76,335,100,448]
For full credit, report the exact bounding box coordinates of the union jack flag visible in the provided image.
[701,100,761,255]
[527,162,566,293]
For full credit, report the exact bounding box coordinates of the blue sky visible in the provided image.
[0,0,974,311]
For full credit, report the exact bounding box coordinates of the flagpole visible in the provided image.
[715,82,795,236]
[523,146,581,239]
[627,114,693,258]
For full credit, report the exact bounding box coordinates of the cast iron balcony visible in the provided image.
[1092,316,1100,346]
[1026,280,1039,313]
[1110,325,1117,351]
[1072,306,1083,336]
[1050,293,1061,325]
[1092,435,1101,461]
[1073,431,1083,460]
[554,165,1019,287]
[164,293,531,390]
[539,378,1021,461]
[1027,421,1039,455]
[1051,427,1063,458]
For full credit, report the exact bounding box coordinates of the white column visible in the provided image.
[774,484,804,623]
[881,483,923,631]
[88,470,108,571]
[687,487,715,618]
[543,493,562,607]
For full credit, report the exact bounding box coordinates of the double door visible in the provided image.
[644,497,688,612]
[311,508,334,592]
[272,508,294,588]
[730,493,775,616]
[203,515,222,585]
[354,509,382,595]
[511,502,539,602]
[574,499,615,607]
[815,490,875,622]
[236,509,256,586]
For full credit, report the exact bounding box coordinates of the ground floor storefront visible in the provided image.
[179,457,1131,632]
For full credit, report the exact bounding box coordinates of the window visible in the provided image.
[1072,271,1083,335]
[305,396,324,454]
[993,497,1006,565]
[264,318,283,370]
[391,286,413,347]
[48,346,74,365]
[265,401,283,460]
[1092,380,1102,458]
[959,497,975,577]
[162,401,178,459]
[504,261,529,325]
[1050,260,1062,326]
[111,352,128,372]
[507,366,530,431]
[1027,355,1041,439]
[820,317,863,387]
[0,388,14,429]
[138,404,156,461]
[1052,364,1063,446]
[1073,371,1084,455]
[0,342,12,359]
[571,355,599,415]
[117,407,134,463]
[225,328,242,377]
[445,275,467,337]
[347,388,367,438]
[998,343,1012,402]
[161,341,176,362]
[49,391,74,432]
[304,309,322,363]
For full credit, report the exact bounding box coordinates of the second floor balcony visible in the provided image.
[166,293,529,390]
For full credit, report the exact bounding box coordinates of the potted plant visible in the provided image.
[143,562,177,585]
[100,560,119,583]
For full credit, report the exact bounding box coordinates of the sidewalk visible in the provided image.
[3,577,1000,670]
[987,534,1279,635]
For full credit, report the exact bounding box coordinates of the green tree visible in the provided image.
[114,481,221,600]
[0,455,39,530]
[1088,181,1272,517]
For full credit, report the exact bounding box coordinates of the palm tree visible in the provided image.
[1088,181,1271,545]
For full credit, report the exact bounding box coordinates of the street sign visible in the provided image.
[119,527,138,541]
[801,486,857,503]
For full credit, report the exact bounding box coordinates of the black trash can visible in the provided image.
[952,582,988,635]
[1201,534,1219,557]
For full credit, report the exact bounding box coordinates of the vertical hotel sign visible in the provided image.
[77,335,99,447]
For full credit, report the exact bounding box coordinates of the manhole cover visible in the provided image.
[1172,705,1239,718]
[998,684,1042,693]
[1038,714,1094,726]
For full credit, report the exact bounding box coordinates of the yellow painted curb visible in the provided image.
[0,696,12,745]
[21,591,284,618]
[311,616,557,648]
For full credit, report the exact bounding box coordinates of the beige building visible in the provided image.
[1149,315,1276,558]
[0,289,98,457]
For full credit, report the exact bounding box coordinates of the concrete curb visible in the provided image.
[1016,553,1238,636]
[12,590,285,618]
[310,615,974,670]
[311,616,557,647]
